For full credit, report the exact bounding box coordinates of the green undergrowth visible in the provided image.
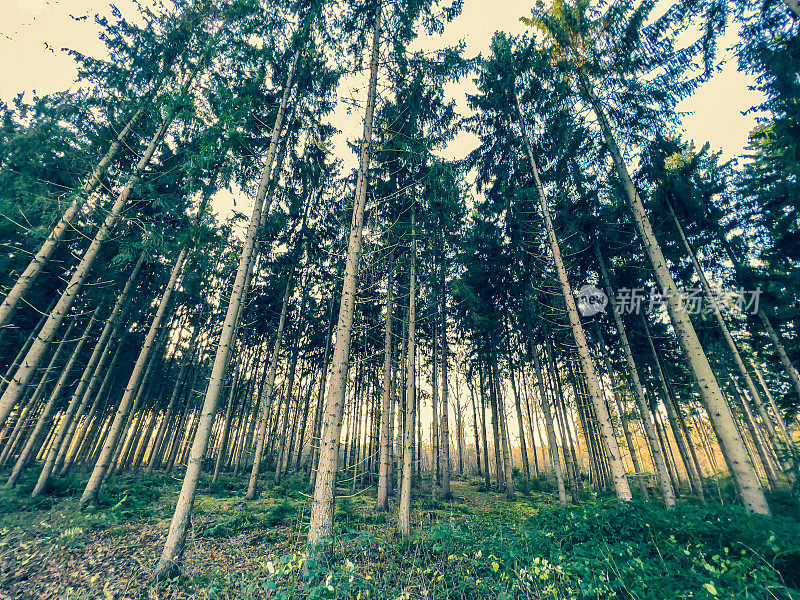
[1,467,799,600]
[164,496,800,600]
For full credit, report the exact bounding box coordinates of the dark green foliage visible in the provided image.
[170,494,800,600]
[266,501,297,527]
[200,511,263,537]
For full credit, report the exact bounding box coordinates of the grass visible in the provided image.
[0,467,797,599]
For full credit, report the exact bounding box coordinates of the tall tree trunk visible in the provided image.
[431,321,440,494]
[490,348,515,499]
[307,0,382,549]
[728,376,779,487]
[520,363,541,476]
[548,346,579,502]
[477,365,491,487]
[750,361,790,439]
[482,356,503,487]
[146,336,200,475]
[591,321,649,501]
[579,70,769,515]
[376,259,395,511]
[154,23,306,578]
[532,350,567,506]
[467,376,483,478]
[0,106,147,328]
[77,248,186,505]
[595,244,675,506]
[440,285,451,500]
[516,97,631,502]
[507,351,530,494]
[309,297,335,484]
[641,317,706,501]
[247,273,293,499]
[398,217,416,539]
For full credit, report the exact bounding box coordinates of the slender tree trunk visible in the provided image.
[728,376,779,487]
[595,244,675,506]
[468,377,483,478]
[455,388,464,476]
[147,337,199,475]
[431,321,440,494]
[247,273,293,499]
[579,70,768,515]
[506,333,530,494]
[440,288,451,500]
[750,361,790,439]
[154,24,306,578]
[549,346,579,502]
[0,106,147,328]
[477,366,491,487]
[309,298,334,484]
[398,217,416,538]
[516,96,630,501]
[532,350,567,506]
[592,321,649,500]
[376,259,395,511]
[307,0,382,549]
[77,248,186,505]
[642,318,706,501]
[212,375,239,484]
[490,348,515,499]
[483,357,503,487]
[520,364,541,476]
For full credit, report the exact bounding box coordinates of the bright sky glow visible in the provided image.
[1,0,764,223]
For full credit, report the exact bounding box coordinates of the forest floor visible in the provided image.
[0,469,798,600]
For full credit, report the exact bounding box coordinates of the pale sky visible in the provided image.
[1,0,763,223]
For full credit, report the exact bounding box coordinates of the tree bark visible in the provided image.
[0,86,187,434]
[398,216,416,539]
[532,350,567,506]
[516,94,630,500]
[579,69,768,515]
[307,0,383,549]
[376,259,395,511]
[0,106,146,328]
[77,248,186,504]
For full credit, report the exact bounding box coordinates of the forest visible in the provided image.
[0,0,799,597]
